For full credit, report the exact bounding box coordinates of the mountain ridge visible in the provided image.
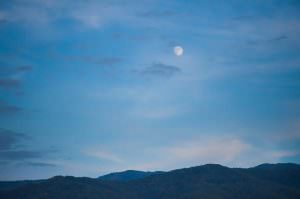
[1,163,300,199]
[98,170,164,181]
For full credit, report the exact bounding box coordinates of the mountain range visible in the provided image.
[98,170,164,181]
[1,163,300,199]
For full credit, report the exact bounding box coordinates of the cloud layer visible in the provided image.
[0,129,57,168]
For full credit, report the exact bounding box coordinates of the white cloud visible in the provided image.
[0,0,161,29]
[145,137,250,170]
[71,3,129,28]
[269,150,298,159]
[121,136,300,171]
[72,135,299,176]
[165,138,249,163]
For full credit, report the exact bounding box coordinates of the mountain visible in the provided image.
[244,163,300,188]
[99,170,164,181]
[1,163,300,199]
[0,180,45,192]
[0,170,161,192]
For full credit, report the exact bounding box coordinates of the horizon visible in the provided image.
[1,162,299,182]
[1,0,300,181]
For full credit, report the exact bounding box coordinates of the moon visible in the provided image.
[174,46,184,56]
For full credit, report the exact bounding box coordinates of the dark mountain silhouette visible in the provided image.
[243,163,300,188]
[0,170,163,192]
[99,170,164,181]
[1,163,300,199]
[0,180,45,192]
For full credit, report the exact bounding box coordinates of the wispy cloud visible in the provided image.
[247,34,288,45]
[0,79,21,89]
[0,129,28,151]
[83,148,123,163]
[164,138,248,162]
[148,137,250,169]
[0,0,141,29]
[137,62,181,78]
[0,65,32,89]
[0,0,184,32]
[0,129,56,163]
[268,35,288,42]
[123,136,300,171]
[0,100,22,115]
[0,150,43,160]
[23,162,57,167]
[70,2,135,29]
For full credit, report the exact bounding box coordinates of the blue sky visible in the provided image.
[0,0,300,180]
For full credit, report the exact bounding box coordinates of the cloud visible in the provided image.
[125,136,300,171]
[70,3,131,28]
[268,150,299,159]
[0,150,43,160]
[155,138,250,168]
[165,139,247,161]
[78,135,300,174]
[0,129,56,163]
[0,65,32,89]
[0,129,27,151]
[268,35,288,42]
[0,100,22,114]
[24,162,57,167]
[83,148,123,163]
[0,1,58,26]
[69,2,178,30]
[138,62,181,77]
[242,147,300,167]
[0,79,21,89]
[0,0,182,32]
[0,129,42,161]
[182,139,298,168]
[247,34,288,45]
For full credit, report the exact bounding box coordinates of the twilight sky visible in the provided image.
[0,0,300,180]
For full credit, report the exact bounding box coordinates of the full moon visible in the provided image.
[174,46,184,56]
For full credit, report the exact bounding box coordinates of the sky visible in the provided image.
[0,0,300,181]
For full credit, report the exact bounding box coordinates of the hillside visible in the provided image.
[99,170,164,181]
[1,163,300,199]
